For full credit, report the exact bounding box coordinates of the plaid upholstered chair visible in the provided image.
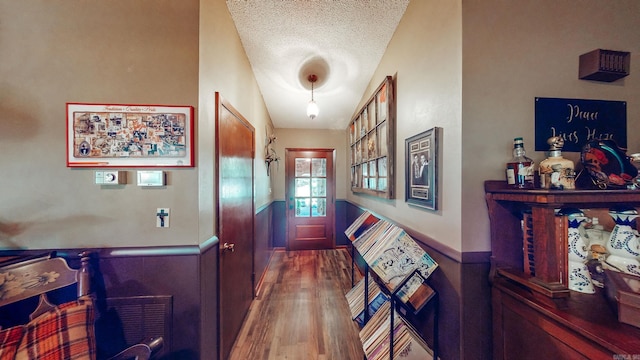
[0,252,163,360]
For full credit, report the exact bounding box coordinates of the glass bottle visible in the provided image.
[584,217,607,261]
[506,137,535,188]
[539,136,575,190]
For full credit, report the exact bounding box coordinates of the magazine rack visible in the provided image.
[345,211,439,360]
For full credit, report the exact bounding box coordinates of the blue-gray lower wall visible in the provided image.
[272,201,286,248]
[255,203,275,291]
[1,201,490,359]
[0,241,218,360]
[0,203,276,360]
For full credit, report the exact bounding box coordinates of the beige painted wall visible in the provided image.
[348,0,464,252]
[461,0,640,252]
[3,0,638,255]
[198,0,274,243]
[350,0,640,254]
[270,128,348,200]
[0,0,273,249]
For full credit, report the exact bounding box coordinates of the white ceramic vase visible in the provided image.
[605,208,640,276]
[561,208,595,294]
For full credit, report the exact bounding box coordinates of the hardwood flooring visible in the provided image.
[228,249,365,360]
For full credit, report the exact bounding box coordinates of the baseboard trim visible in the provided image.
[254,249,277,298]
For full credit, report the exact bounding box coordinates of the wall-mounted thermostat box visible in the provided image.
[95,171,127,185]
[137,171,166,187]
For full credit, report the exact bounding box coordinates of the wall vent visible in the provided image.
[105,295,173,356]
[579,49,630,82]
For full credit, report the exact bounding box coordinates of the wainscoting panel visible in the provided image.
[255,203,275,294]
[104,295,172,357]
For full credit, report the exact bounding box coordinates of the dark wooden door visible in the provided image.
[216,93,254,360]
[285,148,335,250]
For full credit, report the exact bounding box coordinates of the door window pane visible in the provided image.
[379,123,387,156]
[378,157,387,176]
[369,160,376,176]
[368,102,375,130]
[295,158,311,177]
[378,178,387,191]
[312,158,326,177]
[311,178,326,197]
[378,157,387,190]
[295,178,310,197]
[354,165,360,187]
[362,135,368,161]
[311,198,326,217]
[362,162,368,189]
[295,198,310,217]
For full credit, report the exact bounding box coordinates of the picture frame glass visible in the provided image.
[405,127,439,210]
[67,103,194,167]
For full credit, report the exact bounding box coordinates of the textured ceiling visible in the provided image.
[226,0,409,130]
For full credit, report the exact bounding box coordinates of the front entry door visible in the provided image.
[285,148,335,250]
[215,93,254,360]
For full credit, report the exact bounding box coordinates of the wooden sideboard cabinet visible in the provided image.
[485,180,640,359]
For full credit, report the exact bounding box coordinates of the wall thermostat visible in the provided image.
[95,171,126,185]
[137,171,165,187]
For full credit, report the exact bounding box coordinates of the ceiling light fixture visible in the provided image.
[306,74,319,120]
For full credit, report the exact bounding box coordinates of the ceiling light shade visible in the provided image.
[306,74,319,120]
[307,100,319,120]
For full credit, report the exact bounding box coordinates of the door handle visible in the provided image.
[222,242,235,252]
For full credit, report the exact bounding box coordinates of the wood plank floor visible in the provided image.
[228,249,365,360]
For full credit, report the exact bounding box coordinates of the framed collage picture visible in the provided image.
[348,76,395,199]
[67,103,194,167]
[405,127,440,210]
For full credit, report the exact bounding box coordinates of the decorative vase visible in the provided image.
[539,137,575,189]
[559,208,595,294]
[604,207,640,276]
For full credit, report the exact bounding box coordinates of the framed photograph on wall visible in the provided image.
[67,103,194,167]
[405,127,440,210]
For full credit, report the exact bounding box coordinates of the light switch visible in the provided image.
[95,171,126,185]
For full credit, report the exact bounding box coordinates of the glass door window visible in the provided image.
[294,157,327,217]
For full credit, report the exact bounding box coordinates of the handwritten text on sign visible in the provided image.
[534,97,627,152]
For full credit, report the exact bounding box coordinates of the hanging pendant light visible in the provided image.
[306,74,319,120]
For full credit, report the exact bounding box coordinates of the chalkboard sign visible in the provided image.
[534,97,627,152]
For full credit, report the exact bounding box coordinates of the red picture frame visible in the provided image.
[66,103,194,167]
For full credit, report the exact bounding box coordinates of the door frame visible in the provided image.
[285,147,336,250]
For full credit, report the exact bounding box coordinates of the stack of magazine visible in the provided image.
[348,211,439,312]
[346,274,389,328]
[359,301,432,360]
[345,210,381,241]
